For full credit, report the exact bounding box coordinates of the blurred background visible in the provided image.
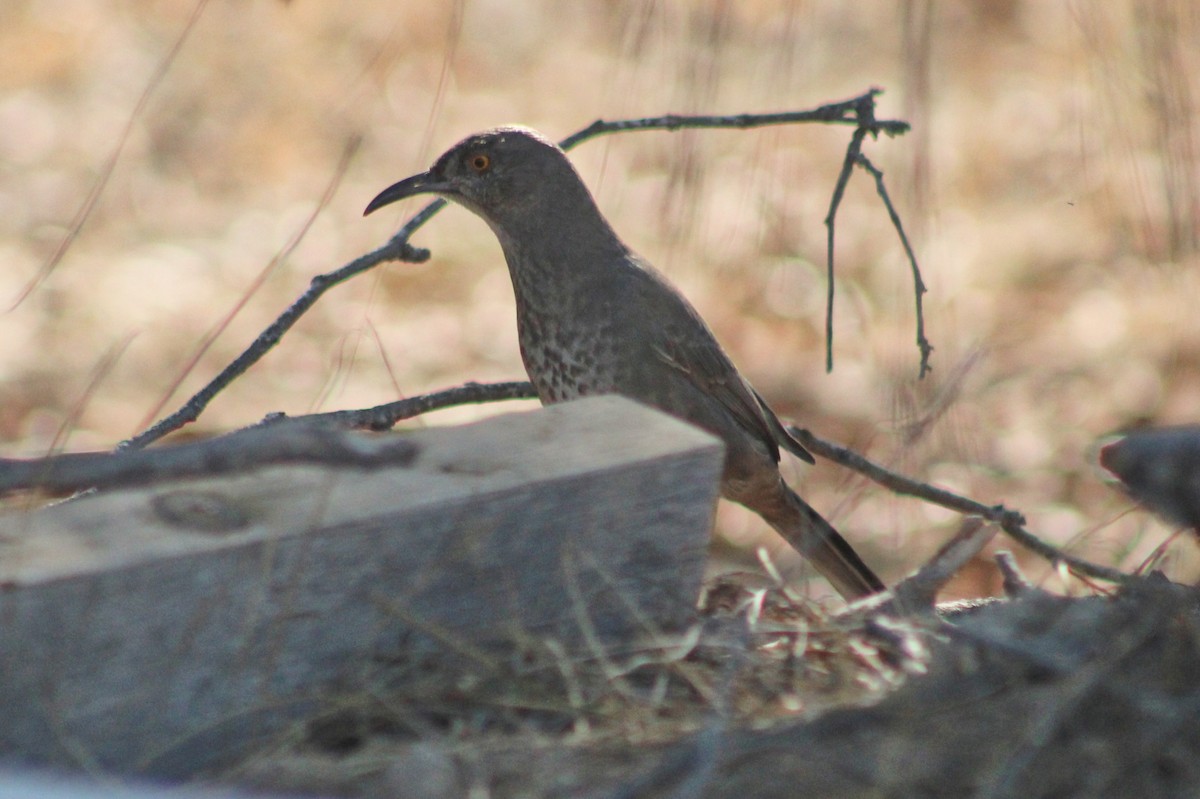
[2,0,1198,595]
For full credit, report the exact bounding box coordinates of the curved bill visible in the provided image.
[363,171,453,216]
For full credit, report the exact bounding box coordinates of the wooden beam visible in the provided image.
[0,770,299,799]
[0,396,723,778]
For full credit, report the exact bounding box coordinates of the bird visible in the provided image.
[365,126,884,600]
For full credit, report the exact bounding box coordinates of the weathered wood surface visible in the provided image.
[0,396,723,779]
[0,770,299,799]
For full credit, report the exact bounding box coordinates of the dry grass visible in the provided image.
[3,0,1200,596]
[213,573,1200,799]
[219,572,928,797]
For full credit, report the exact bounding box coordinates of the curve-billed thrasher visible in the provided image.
[366,127,883,599]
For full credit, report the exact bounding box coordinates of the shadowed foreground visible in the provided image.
[221,575,1200,799]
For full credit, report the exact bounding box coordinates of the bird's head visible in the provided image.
[364,126,581,225]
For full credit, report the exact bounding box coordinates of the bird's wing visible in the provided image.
[653,333,815,465]
[747,384,816,464]
[625,261,811,464]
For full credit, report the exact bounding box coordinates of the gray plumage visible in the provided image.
[366,126,883,599]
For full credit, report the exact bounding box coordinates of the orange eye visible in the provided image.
[469,154,491,172]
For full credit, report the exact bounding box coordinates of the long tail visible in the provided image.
[759,485,884,600]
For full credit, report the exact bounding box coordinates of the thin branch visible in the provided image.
[855,152,933,377]
[788,425,1133,586]
[251,380,539,432]
[885,517,997,614]
[0,422,418,497]
[556,91,910,151]
[822,124,869,373]
[821,91,930,376]
[994,551,1040,598]
[2,383,532,496]
[121,90,914,450]
[117,228,431,451]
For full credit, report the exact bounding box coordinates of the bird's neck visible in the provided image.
[490,195,628,314]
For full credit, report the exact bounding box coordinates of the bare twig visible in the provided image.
[994,551,1039,598]
[117,230,431,451]
[1,382,532,496]
[0,422,418,497]
[788,425,1133,586]
[823,124,869,375]
[885,517,997,613]
[252,381,539,432]
[854,153,933,377]
[820,91,930,376]
[122,90,916,450]
[555,92,910,150]
[840,517,998,620]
